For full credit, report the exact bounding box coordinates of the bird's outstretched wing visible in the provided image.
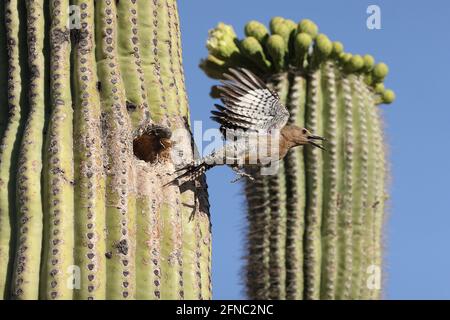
[211,68,290,137]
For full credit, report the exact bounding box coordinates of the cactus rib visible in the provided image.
[303,69,323,299]
[320,61,339,299]
[95,0,137,300]
[0,0,27,299]
[11,0,46,300]
[72,0,107,300]
[40,0,75,300]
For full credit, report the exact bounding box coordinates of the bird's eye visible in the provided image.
[302,129,308,134]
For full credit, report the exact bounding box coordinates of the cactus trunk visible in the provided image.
[0,0,211,300]
[201,17,393,300]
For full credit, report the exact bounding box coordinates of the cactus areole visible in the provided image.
[201,17,394,300]
[0,0,211,300]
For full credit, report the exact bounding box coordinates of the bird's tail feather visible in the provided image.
[165,160,214,186]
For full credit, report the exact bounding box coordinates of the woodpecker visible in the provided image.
[171,68,325,184]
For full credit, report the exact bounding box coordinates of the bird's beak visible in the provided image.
[307,135,326,150]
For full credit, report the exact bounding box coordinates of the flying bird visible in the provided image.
[171,68,325,184]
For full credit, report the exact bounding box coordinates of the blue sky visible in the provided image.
[177,0,450,299]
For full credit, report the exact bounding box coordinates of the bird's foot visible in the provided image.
[230,169,255,183]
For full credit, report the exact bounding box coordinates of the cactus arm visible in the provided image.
[40,0,75,300]
[116,0,149,129]
[200,17,393,301]
[284,74,307,299]
[11,0,46,300]
[95,0,137,300]
[303,69,324,299]
[319,61,340,299]
[72,0,107,300]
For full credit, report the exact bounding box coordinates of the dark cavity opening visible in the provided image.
[133,124,172,163]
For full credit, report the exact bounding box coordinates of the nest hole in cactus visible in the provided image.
[133,123,173,163]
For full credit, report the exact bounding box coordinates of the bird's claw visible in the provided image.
[230,170,255,183]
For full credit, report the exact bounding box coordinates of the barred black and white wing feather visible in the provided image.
[167,68,290,186]
[211,68,290,137]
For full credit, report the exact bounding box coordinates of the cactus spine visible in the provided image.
[0,0,211,300]
[201,17,394,300]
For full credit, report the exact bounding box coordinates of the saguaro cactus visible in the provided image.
[0,0,211,300]
[201,17,394,300]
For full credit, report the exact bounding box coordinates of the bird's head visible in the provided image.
[287,126,326,150]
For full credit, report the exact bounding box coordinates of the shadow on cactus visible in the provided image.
[200,17,394,300]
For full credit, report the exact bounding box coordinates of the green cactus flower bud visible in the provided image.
[240,37,271,70]
[374,82,385,94]
[244,20,269,43]
[284,19,298,32]
[297,19,319,38]
[345,54,364,72]
[206,23,240,60]
[284,19,298,42]
[295,33,313,52]
[332,41,344,57]
[266,34,286,71]
[382,89,396,104]
[363,54,375,72]
[269,17,295,46]
[339,52,353,64]
[274,24,292,44]
[373,62,389,81]
[269,16,285,34]
[294,33,312,67]
[217,22,237,38]
[315,33,332,58]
